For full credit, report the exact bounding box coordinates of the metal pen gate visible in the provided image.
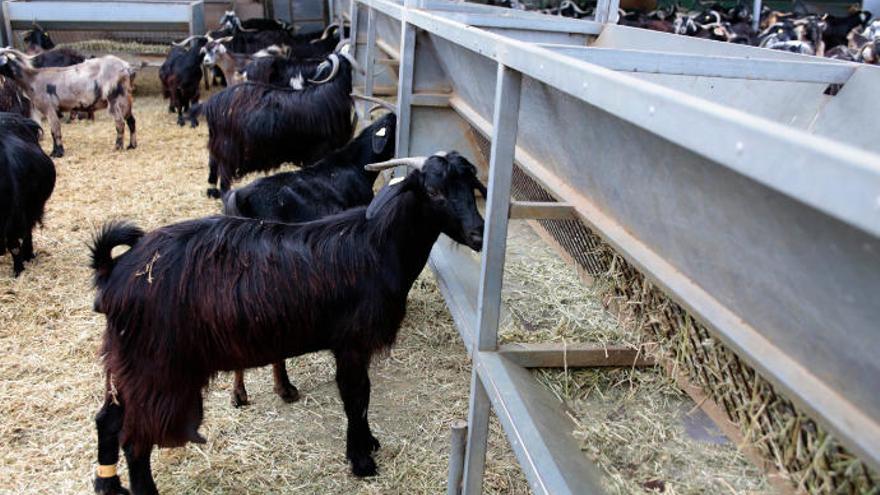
[334,1,880,493]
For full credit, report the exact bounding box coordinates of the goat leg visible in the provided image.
[123,444,158,495]
[48,113,64,158]
[231,369,249,407]
[206,157,221,198]
[94,398,129,495]
[125,114,137,150]
[272,361,299,403]
[114,117,125,151]
[21,231,34,261]
[335,349,380,477]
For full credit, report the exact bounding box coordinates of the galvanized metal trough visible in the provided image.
[335,0,880,493]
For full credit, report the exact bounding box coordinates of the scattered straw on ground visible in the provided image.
[0,95,529,494]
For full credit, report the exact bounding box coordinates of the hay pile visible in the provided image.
[503,161,879,494]
[0,95,528,494]
[500,222,771,494]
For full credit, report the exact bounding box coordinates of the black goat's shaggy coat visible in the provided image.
[226,112,396,223]
[0,113,55,276]
[201,56,355,197]
[222,112,396,405]
[159,39,207,127]
[90,152,485,494]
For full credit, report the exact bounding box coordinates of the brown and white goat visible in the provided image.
[201,38,286,87]
[0,49,136,157]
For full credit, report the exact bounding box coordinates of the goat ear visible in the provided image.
[366,176,413,220]
[371,126,389,154]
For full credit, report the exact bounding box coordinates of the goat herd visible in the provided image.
[501,0,880,62]
[0,12,486,495]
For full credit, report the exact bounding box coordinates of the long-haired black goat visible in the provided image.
[222,109,397,407]
[90,152,485,494]
[159,36,209,127]
[199,50,357,198]
[0,113,55,277]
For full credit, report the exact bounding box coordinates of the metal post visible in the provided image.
[752,0,762,32]
[446,419,469,495]
[348,0,359,58]
[461,63,522,495]
[2,1,13,48]
[395,20,416,158]
[361,6,377,119]
[475,63,521,353]
[461,367,491,495]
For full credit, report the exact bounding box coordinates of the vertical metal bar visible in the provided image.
[461,63,522,495]
[475,63,521,353]
[361,6,377,119]
[348,0,360,58]
[594,0,610,23]
[1,1,12,48]
[461,367,491,495]
[446,419,469,495]
[395,20,416,158]
[752,0,762,32]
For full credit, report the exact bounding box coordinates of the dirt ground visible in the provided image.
[0,95,530,494]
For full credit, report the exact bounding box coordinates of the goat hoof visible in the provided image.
[231,390,249,408]
[275,384,300,403]
[368,434,380,452]
[206,188,221,199]
[127,144,137,150]
[50,149,64,158]
[350,455,377,477]
[94,475,130,495]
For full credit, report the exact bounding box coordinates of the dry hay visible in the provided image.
[500,161,879,494]
[59,40,170,56]
[500,221,771,494]
[0,94,529,494]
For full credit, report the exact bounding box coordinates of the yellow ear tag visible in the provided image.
[388,176,405,186]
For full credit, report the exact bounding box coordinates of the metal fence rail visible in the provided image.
[337,0,880,492]
[1,0,205,46]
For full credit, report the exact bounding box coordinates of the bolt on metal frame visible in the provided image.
[340,0,880,493]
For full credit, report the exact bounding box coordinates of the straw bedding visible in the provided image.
[0,95,529,494]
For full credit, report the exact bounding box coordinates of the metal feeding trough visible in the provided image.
[334,0,880,493]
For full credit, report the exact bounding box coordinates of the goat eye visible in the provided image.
[427,187,444,200]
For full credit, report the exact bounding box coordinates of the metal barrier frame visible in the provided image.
[1,0,205,46]
[340,0,880,493]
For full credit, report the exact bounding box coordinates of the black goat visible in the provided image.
[0,76,31,117]
[221,109,396,407]
[0,113,55,277]
[225,112,397,222]
[23,24,55,54]
[160,36,209,127]
[823,11,871,49]
[198,51,356,198]
[90,152,485,494]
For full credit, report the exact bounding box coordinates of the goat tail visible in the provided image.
[90,221,145,288]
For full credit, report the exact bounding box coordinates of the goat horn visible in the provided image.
[365,157,428,171]
[307,54,339,84]
[172,35,202,47]
[311,23,339,43]
[351,93,397,113]
[338,50,365,75]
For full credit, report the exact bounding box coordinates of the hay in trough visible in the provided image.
[496,155,880,494]
[500,221,773,494]
[0,95,529,494]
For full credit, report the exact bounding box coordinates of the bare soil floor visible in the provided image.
[0,95,529,494]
